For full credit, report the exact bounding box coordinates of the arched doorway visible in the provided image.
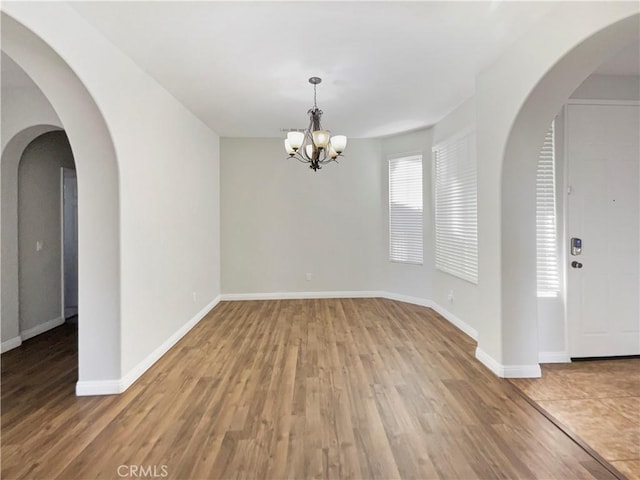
[2,125,62,350]
[499,13,639,368]
[18,131,77,335]
[1,12,122,392]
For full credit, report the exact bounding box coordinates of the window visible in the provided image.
[433,132,478,284]
[536,120,559,297]
[389,154,423,264]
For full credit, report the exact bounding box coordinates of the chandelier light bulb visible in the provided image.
[287,131,304,150]
[312,130,331,149]
[305,144,314,159]
[284,139,295,156]
[330,135,347,154]
[328,145,339,159]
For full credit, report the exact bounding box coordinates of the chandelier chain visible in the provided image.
[313,83,317,109]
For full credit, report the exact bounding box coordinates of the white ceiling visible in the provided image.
[4,2,638,138]
[68,1,563,138]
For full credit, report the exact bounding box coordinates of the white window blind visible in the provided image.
[536,121,559,297]
[389,155,423,264]
[433,132,478,284]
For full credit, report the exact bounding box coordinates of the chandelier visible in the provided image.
[284,77,347,171]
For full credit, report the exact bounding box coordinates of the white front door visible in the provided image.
[566,103,640,358]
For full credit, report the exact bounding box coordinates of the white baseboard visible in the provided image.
[75,379,122,396]
[428,301,479,341]
[539,351,571,363]
[3,317,66,353]
[382,292,479,341]
[502,364,541,378]
[20,316,65,341]
[75,295,221,396]
[1,336,22,353]
[475,347,541,378]
[220,291,382,301]
[475,347,503,376]
[382,292,432,308]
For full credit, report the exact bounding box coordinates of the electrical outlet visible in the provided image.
[448,290,455,303]
[36,240,43,252]
[305,273,313,281]
[192,291,197,302]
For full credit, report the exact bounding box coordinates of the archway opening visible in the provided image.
[500,13,639,371]
[1,12,122,392]
[17,131,77,337]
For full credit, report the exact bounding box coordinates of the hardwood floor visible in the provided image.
[511,360,640,480]
[1,298,618,479]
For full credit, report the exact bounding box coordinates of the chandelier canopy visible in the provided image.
[284,77,347,172]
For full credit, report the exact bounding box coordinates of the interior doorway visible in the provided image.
[565,101,640,358]
[17,131,76,339]
[62,167,78,320]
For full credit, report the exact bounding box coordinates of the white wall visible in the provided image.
[3,3,221,392]
[221,137,385,295]
[18,131,75,333]
[117,77,220,377]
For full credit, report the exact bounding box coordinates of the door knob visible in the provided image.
[571,261,583,269]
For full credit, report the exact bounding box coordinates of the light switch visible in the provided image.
[36,241,43,251]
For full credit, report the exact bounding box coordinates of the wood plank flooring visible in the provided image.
[1,298,618,479]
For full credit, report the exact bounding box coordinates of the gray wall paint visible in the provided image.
[221,137,385,294]
[18,131,75,333]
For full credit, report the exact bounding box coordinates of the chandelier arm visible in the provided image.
[319,154,343,165]
[319,158,337,165]
[300,115,315,162]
